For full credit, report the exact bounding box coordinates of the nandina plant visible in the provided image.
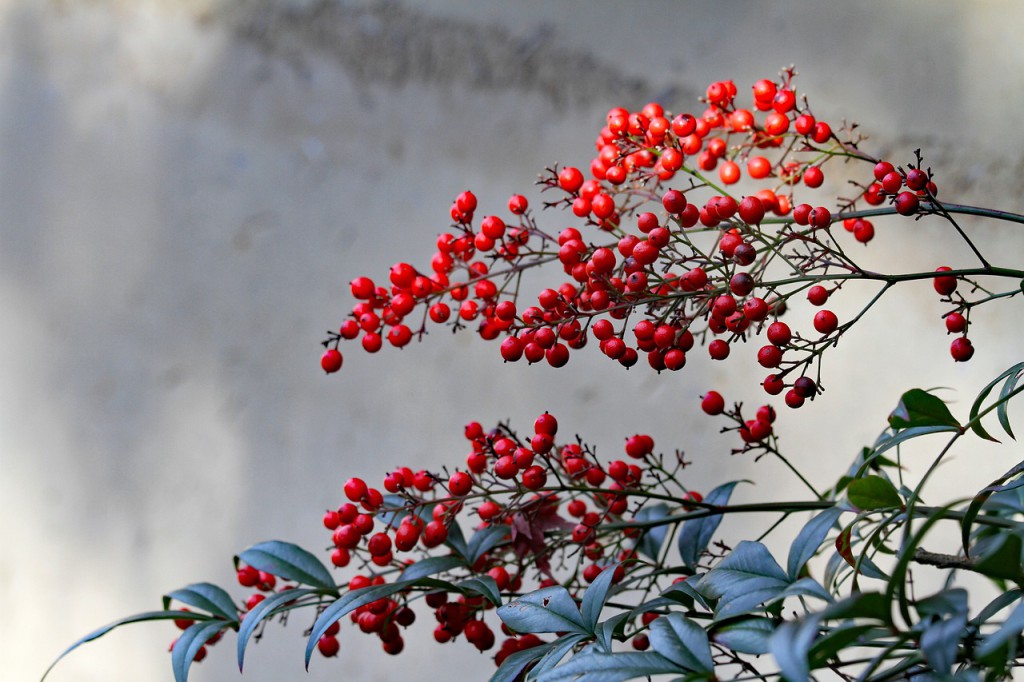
[45,69,1024,682]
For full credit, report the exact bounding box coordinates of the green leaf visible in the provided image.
[888,389,960,430]
[538,650,685,682]
[489,639,557,682]
[661,578,710,612]
[969,362,1024,442]
[677,481,744,570]
[807,623,879,668]
[238,587,319,670]
[696,541,790,620]
[163,583,239,622]
[974,531,1024,581]
[172,620,226,682]
[466,523,511,564]
[769,615,823,682]
[593,612,630,652]
[848,476,903,511]
[648,613,713,673]
[867,425,959,466]
[977,601,1024,660]
[398,554,465,582]
[41,610,208,680]
[444,520,470,561]
[919,614,967,674]
[530,633,590,678]
[632,504,669,561]
[916,588,967,620]
[497,585,589,636]
[821,591,890,624]
[787,507,843,580]
[709,616,774,655]
[453,575,502,607]
[580,564,621,632]
[962,459,1024,556]
[780,577,832,603]
[237,540,335,590]
[304,581,414,668]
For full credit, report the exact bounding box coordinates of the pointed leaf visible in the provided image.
[847,476,903,511]
[398,554,465,582]
[868,425,959,465]
[787,507,843,580]
[497,586,588,635]
[648,613,713,673]
[677,481,744,569]
[963,460,1024,556]
[304,581,414,667]
[996,366,1023,439]
[41,610,208,680]
[163,583,239,622]
[888,389,960,430]
[454,575,502,606]
[238,587,319,670]
[538,650,684,682]
[977,601,1024,659]
[710,617,774,655]
[920,614,967,674]
[769,615,822,682]
[974,531,1024,581]
[821,591,891,623]
[697,541,790,620]
[237,540,334,590]
[530,633,590,678]
[444,520,470,561]
[594,612,630,652]
[807,624,879,668]
[581,564,621,632]
[780,577,832,603]
[969,363,1024,442]
[173,620,226,682]
[489,640,557,682]
[632,504,669,561]
[467,523,512,564]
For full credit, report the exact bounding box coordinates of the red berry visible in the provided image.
[558,167,584,193]
[508,194,528,214]
[448,471,473,496]
[320,349,343,374]
[701,391,725,415]
[807,285,828,306]
[344,477,368,502]
[895,191,920,216]
[708,339,730,360]
[762,374,785,395]
[803,166,824,188]
[766,321,792,346]
[757,345,784,368]
[945,312,967,334]
[522,465,547,490]
[933,266,957,296]
[950,337,974,362]
[738,196,765,225]
[317,634,340,658]
[813,310,839,335]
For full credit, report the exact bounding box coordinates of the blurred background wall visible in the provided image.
[3,1,1023,680]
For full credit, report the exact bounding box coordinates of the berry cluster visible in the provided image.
[322,69,984,405]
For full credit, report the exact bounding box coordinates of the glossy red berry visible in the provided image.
[895,191,920,216]
[320,349,343,374]
[813,310,839,335]
[933,266,957,296]
[448,471,473,496]
[945,312,967,334]
[950,337,974,362]
[701,391,725,415]
[807,286,828,306]
[766,321,792,346]
[708,339,730,360]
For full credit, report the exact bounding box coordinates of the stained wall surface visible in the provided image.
[3,1,1024,681]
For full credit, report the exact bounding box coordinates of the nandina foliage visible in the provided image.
[47,69,1024,682]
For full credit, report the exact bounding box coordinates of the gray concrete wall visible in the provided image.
[4,1,1023,680]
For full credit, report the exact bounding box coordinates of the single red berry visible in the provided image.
[793,376,817,398]
[448,471,473,496]
[950,337,974,362]
[766,321,792,346]
[933,266,957,296]
[508,194,528,214]
[320,349,343,373]
[944,312,967,334]
[701,391,725,415]
[813,310,839,335]
[344,477,368,502]
[522,465,547,490]
[757,345,784,368]
[807,285,828,306]
[738,196,765,225]
[895,191,920,216]
[558,166,584,193]
[662,189,687,214]
[708,339,730,360]
[317,634,340,657]
[803,166,824,188]
[762,374,785,395]
[785,389,805,409]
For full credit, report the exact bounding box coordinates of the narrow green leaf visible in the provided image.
[847,476,903,511]
[237,540,335,590]
[996,367,1023,439]
[489,640,557,682]
[807,624,878,668]
[497,586,588,636]
[974,532,1024,581]
[444,520,470,561]
[962,460,1024,556]
[867,425,959,468]
[977,601,1024,659]
[173,620,226,682]
[593,612,630,652]
[238,587,319,670]
[821,591,890,623]
[919,614,967,675]
[398,554,465,582]
[41,610,207,680]
[648,613,713,673]
[970,589,1021,626]
[454,575,502,606]
[677,481,744,570]
[467,524,511,564]
[305,581,414,668]
[780,577,832,603]
[787,507,843,580]
[632,504,669,561]
[538,650,684,682]
[581,564,621,632]
[163,583,239,622]
[916,588,968,620]
[661,577,711,612]
[888,389,960,430]
[969,363,1024,442]
[710,617,774,655]
[530,633,590,678]
[769,615,822,682]
[696,541,790,620]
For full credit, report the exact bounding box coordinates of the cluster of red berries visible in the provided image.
[321,69,972,414]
